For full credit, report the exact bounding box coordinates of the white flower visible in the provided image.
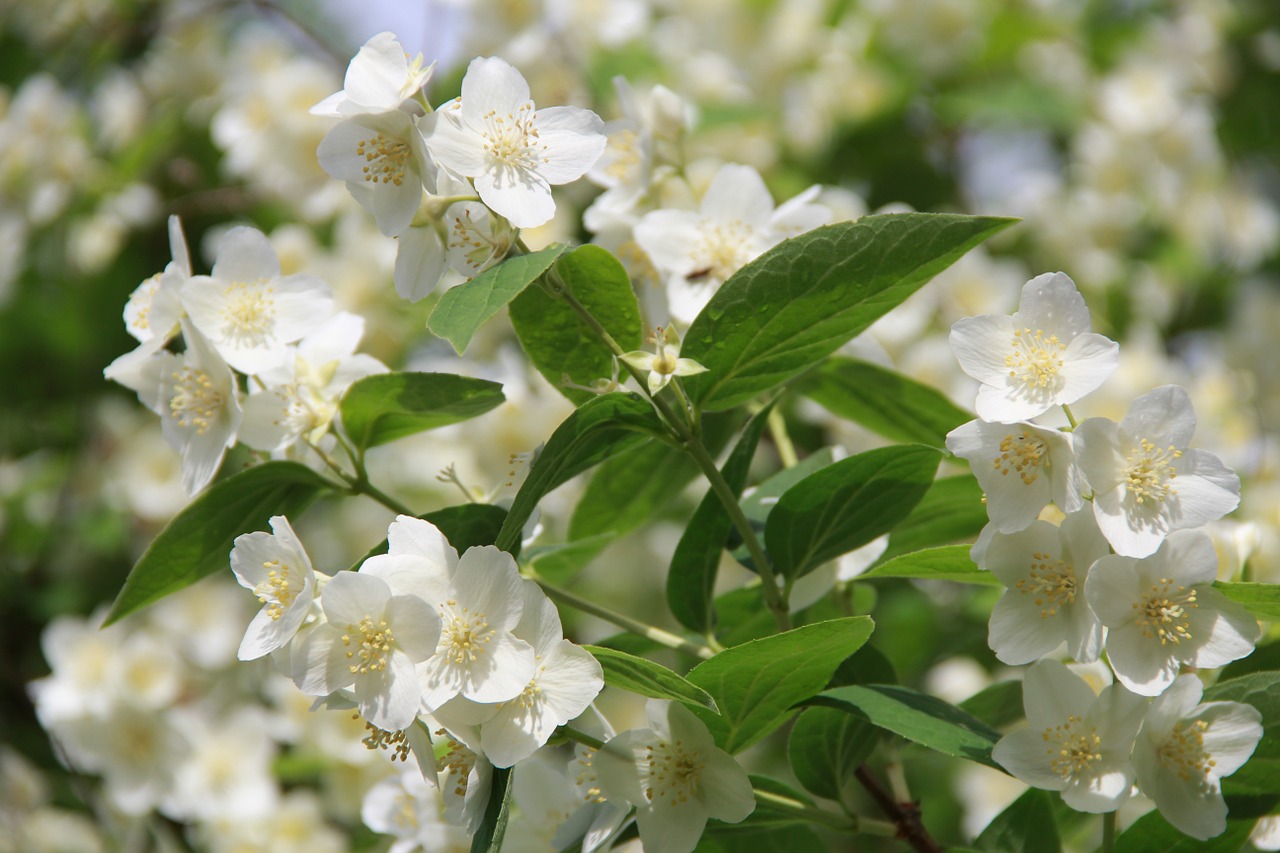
[435,725,493,834]
[949,272,1119,422]
[239,312,388,456]
[618,324,708,395]
[984,510,1109,665]
[992,658,1148,813]
[418,545,537,710]
[1133,674,1262,840]
[1085,529,1259,697]
[635,163,831,324]
[362,765,470,853]
[317,109,436,237]
[295,570,440,732]
[594,699,755,853]
[428,56,606,229]
[1075,385,1241,558]
[230,515,321,661]
[181,226,334,375]
[311,32,434,119]
[946,419,1083,533]
[123,214,190,344]
[159,322,243,494]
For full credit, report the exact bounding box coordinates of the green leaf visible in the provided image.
[520,534,613,585]
[973,789,1062,853]
[798,356,971,447]
[339,372,505,451]
[508,244,642,405]
[1113,810,1253,853]
[427,244,569,353]
[668,405,773,633]
[681,213,1017,411]
[584,645,719,712]
[859,545,1000,586]
[787,706,878,802]
[569,440,699,540]
[1205,672,1280,801]
[959,680,1025,730]
[495,393,662,552]
[810,683,1002,768]
[1213,581,1280,620]
[469,765,512,853]
[697,823,825,853]
[686,617,875,753]
[765,445,941,581]
[105,462,331,624]
[882,474,987,560]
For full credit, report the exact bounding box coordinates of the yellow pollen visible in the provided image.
[169,366,224,435]
[605,129,641,180]
[358,717,411,762]
[1042,714,1103,780]
[254,558,298,620]
[690,219,754,284]
[356,132,411,186]
[441,603,495,665]
[1132,577,1197,645]
[1014,552,1076,618]
[436,732,477,799]
[128,274,160,330]
[994,432,1048,485]
[1006,327,1065,389]
[480,102,547,170]
[221,281,276,347]
[1124,438,1182,505]
[1156,719,1216,782]
[342,616,395,674]
[644,738,705,808]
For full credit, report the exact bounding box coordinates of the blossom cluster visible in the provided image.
[947,272,1263,838]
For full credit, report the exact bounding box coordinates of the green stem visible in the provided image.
[1062,403,1079,430]
[1102,811,1117,853]
[346,474,416,517]
[526,570,714,660]
[752,789,881,834]
[558,725,606,751]
[767,406,798,468]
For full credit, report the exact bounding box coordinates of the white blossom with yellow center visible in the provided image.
[949,271,1119,423]
[123,215,190,345]
[427,56,606,229]
[1086,530,1259,696]
[983,510,1108,665]
[1133,674,1263,840]
[993,659,1148,813]
[230,515,322,661]
[619,325,708,395]
[594,700,754,853]
[181,226,334,375]
[1076,385,1241,558]
[946,418,1082,533]
[157,322,242,495]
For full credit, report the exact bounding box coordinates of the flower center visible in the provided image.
[440,602,496,665]
[479,103,546,172]
[342,616,395,675]
[437,732,477,799]
[1124,438,1181,505]
[360,718,411,762]
[221,282,276,348]
[1015,552,1076,618]
[254,558,298,620]
[128,274,160,331]
[357,132,411,186]
[645,738,705,807]
[994,432,1048,485]
[1042,714,1102,781]
[448,206,510,275]
[1157,719,1216,783]
[1005,327,1065,391]
[1133,577,1197,645]
[169,366,224,435]
[691,219,755,284]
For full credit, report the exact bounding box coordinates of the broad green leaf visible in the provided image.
[973,789,1062,853]
[686,617,875,753]
[339,372,505,451]
[1221,637,1280,680]
[520,534,612,585]
[696,823,825,853]
[469,765,512,853]
[1205,672,1280,802]
[766,445,941,581]
[811,683,1002,768]
[882,474,987,560]
[787,706,878,802]
[681,213,1017,410]
[799,356,971,447]
[859,545,1000,586]
[105,462,331,624]
[959,680,1025,730]
[1113,810,1253,853]
[508,244,643,405]
[428,244,569,353]
[495,393,662,552]
[1213,581,1280,620]
[348,503,513,571]
[584,645,718,712]
[569,441,696,540]
[740,447,836,525]
[668,405,773,633]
